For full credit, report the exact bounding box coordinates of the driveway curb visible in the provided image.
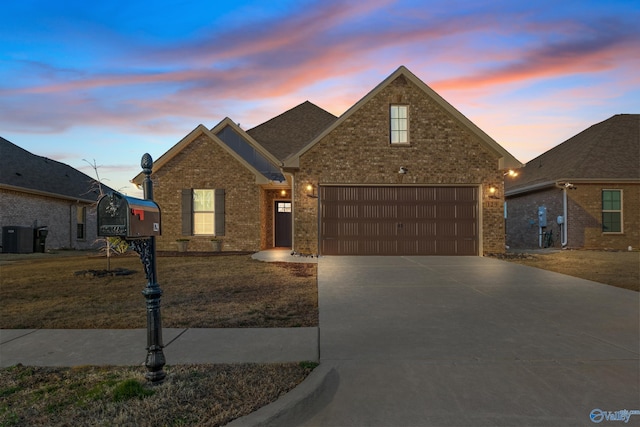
[226,364,337,427]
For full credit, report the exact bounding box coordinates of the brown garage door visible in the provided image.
[320,186,478,255]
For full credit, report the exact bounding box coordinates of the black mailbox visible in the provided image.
[97,192,161,238]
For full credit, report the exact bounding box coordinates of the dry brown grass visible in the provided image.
[0,254,319,426]
[0,254,318,329]
[493,249,639,291]
[0,362,317,427]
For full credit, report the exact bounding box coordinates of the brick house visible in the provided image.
[505,114,640,250]
[132,66,521,255]
[0,137,108,252]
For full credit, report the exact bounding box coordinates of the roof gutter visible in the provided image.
[505,181,557,197]
[0,183,96,204]
[506,177,640,197]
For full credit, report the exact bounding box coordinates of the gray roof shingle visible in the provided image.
[0,137,110,202]
[246,101,337,161]
[506,114,640,193]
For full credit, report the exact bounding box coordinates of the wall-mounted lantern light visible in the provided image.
[306,184,318,198]
[280,189,287,197]
[488,186,500,199]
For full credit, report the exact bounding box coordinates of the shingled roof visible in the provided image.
[0,137,109,202]
[506,114,640,194]
[246,101,337,161]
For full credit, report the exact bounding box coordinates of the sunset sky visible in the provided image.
[2,0,639,196]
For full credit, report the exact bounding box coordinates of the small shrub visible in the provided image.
[112,379,154,402]
[299,361,319,370]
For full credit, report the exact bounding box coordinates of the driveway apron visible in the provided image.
[295,256,639,427]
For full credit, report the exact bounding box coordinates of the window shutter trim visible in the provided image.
[181,189,192,235]
[215,189,225,236]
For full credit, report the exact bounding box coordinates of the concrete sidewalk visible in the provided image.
[0,328,318,367]
[287,256,640,427]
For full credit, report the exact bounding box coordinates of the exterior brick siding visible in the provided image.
[295,76,506,255]
[0,188,98,251]
[151,134,261,252]
[506,183,640,250]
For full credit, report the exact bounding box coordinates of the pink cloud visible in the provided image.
[432,21,639,91]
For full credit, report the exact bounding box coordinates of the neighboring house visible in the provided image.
[0,137,109,252]
[132,66,521,256]
[505,114,640,250]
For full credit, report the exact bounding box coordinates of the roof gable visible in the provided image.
[213,120,285,182]
[130,123,273,186]
[284,66,522,170]
[247,101,337,161]
[0,137,108,202]
[506,114,640,194]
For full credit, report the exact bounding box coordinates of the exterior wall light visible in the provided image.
[504,170,518,177]
[306,184,318,198]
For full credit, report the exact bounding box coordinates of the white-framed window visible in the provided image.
[193,189,215,235]
[602,189,622,233]
[182,188,225,237]
[390,105,408,144]
[277,202,292,213]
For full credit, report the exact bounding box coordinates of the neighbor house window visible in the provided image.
[602,189,622,233]
[390,105,408,144]
[181,188,225,236]
[76,206,86,239]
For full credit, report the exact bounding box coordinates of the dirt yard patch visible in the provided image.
[491,250,639,291]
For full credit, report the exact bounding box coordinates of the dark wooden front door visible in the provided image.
[275,201,292,247]
[320,186,478,255]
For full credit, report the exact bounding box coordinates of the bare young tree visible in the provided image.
[83,159,129,271]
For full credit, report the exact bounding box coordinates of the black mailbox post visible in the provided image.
[97,153,166,383]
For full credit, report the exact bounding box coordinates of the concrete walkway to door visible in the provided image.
[291,256,640,427]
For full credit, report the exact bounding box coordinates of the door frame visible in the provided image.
[273,199,292,248]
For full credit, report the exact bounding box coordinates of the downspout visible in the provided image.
[290,173,295,252]
[70,203,74,249]
[561,186,568,247]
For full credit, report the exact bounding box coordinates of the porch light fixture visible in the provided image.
[280,189,287,196]
[306,184,318,199]
[488,186,500,199]
[504,169,518,177]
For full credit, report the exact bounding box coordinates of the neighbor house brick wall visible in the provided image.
[295,76,506,255]
[506,183,640,250]
[151,133,261,252]
[569,183,640,250]
[505,187,563,249]
[0,188,98,251]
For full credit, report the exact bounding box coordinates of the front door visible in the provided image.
[275,201,292,247]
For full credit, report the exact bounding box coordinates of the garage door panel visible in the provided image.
[320,186,478,255]
[457,239,477,256]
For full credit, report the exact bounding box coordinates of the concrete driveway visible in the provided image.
[294,256,639,427]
